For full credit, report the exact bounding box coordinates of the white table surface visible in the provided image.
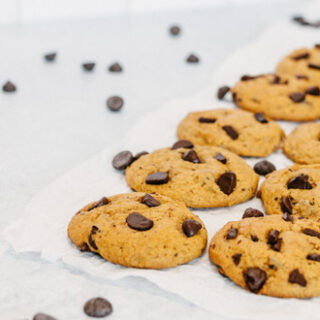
[0,1,305,318]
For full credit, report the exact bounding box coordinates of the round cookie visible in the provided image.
[260,164,320,218]
[125,145,259,208]
[209,214,320,298]
[283,123,320,164]
[68,192,207,269]
[177,108,284,157]
[276,45,320,85]
[231,73,320,121]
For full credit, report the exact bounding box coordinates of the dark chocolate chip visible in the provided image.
[288,269,307,287]
[222,125,238,140]
[296,74,309,80]
[80,243,89,252]
[112,150,133,170]
[270,74,281,84]
[198,117,216,123]
[169,25,181,36]
[88,226,99,250]
[251,235,259,242]
[133,151,149,161]
[217,86,230,100]
[82,62,95,71]
[315,43,320,49]
[287,174,312,189]
[241,75,256,81]
[172,140,194,149]
[253,160,276,175]
[126,212,153,231]
[186,54,200,63]
[226,227,238,240]
[307,254,320,262]
[145,172,169,185]
[308,63,320,70]
[33,313,57,320]
[88,197,109,211]
[182,219,202,237]
[141,193,160,207]
[303,228,320,239]
[217,172,236,195]
[232,253,242,265]
[84,297,113,317]
[242,208,264,219]
[107,96,124,112]
[267,229,281,251]
[109,62,122,73]
[244,267,267,293]
[283,212,293,222]
[292,52,310,60]
[182,150,201,163]
[254,112,268,124]
[305,86,320,96]
[44,52,56,62]
[289,92,305,103]
[281,196,292,215]
[2,81,16,93]
[256,190,262,198]
[215,153,226,164]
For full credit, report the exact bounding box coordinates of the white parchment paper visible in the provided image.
[5,3,320,319]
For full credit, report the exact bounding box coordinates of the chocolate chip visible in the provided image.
[182,150,201,163]
[217,172,236,195]
[169,25,180,36]
[232,253,242,265]
[307,254,320,262]
[281,196,292,215]
[182,219,202,237]
[217,86,230,100]
[80,243,89,252]
[241,75,256,81]
[242,208,264,219]
[283,212,293,222]
[198,117,216,123]
[112,151,133,170]
[296,74,309,80]
[287,174,312,189]
[244,268,267,293]
[82,62,95,71]
[267,229,281,251]
[253,160,276,176]
[133,151,149,161]
[33,313,57,320]
[145,172,169,185]
[172,140,194,149]
[141,194,160,207]
[2,81,16,93]
[305,86,320,96]
[308,63,320,70]
[186,54,200,63]
[109,62,122,73]
[88,226,99,250]
[292,52,310,60]
[251,235,259,242]
[226,227,238,240]
[222,125,238,140]
[44,52,56,62]
[126,212,153,231]
[256,190,262,198]
[315,43,320,49]
[254,112,268,124]
[303,228,320,239]
[270,74,281,84]
[88,197,109,211]
[215,153,226,164]
[288,269,307,287]
[107,96,124,112]
[289,92,305,103]
[84,297,113,317]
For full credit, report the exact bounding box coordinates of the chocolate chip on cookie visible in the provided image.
[82,62,95,71]
[287,174,312,189]
[307,253,320,262]
[126,212,154,231]
[289,92,305,102]
[109,62,122,73]
[292,52,310,60]
[296,74,309,80]
[33,313,57,320]
[241,75,256,81]
[3,81,16,93]
[84,297,113,317]
[226,227,238,240]
[215,153,227,164]
[217,86,230,100]
[242,208,264,219]
[244,267,267,293]
[288,269,307,287]
[182,219,202,237]
[218,172,236,195]
[172,139,194,150]
[107,96,124,112]
[232,253,242,265]
[254,112,268,123]
[141,194,160,207]
[251,235,259,242]
[112,151,133,170]
[222,125,238,140]
[303,228,320,239]
[182,150,201,163]
[88,226,99,250]
[267,229,281,251]
[145,172,169,185]
[308,63,320,70]
[254,160,276,175]
[281,196,292,214]
[88,197,109,211]
[198,117,216,123]
[283,212,293,222]
[305,86,320,96]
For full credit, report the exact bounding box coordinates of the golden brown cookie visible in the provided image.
[68,192,207,269]
[260,164,320,218]
[209,214,320,298]
[125,145,259,208]
[177,108,284,157]
[231,73,320,121]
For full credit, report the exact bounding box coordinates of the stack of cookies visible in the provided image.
[68,44,320,299]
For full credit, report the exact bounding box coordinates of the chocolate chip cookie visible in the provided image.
[209,214,320,298]
[177,109,283,157]
[125,145,259,208]
[68,192,207,269]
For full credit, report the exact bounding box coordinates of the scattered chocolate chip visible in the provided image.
[2,81,16,93]
[289,92,305,103]
[287,174,312,189]
[33,313,57,320]
[146,172,169,185]
[281,196,292,214]
[198,117,216,123]
[241,75,256,81]
[215,153,226,164]
[109,62,122,73]
[242,208,264,219]
[288,269,307,287]
[253,160,276,175]
[217,86,230,100]
[222,125,238,140]
[80,243,89,252]
[307,254,320,262]
[84,297,113,317]
[256,190,262,198]
[254,112,268,124]
[82,62,95,71]
[88,226,99,250]
[107,96,124,112]
[141,194,160,207]
[292,52,310,60]
[244,267,267,293]
[186,54,200,63]
[232,253,242,265]
[126,212,153,231]
[283,212,293,222]
[169,25,181,36]
[88,197,109,211]
[251,235,259,242]
[267,229,281,251]
[303,228,320,239]
[182,219,202,237]
[182,150,201,163]
[296,74,309,80]
[270,74,281,84]
[226,227,238,240]
[44,52,56,62]
[308,63,320,70]
[112,151,133,170]
[133,151,149,161]
[305,86,320,96]
[172,139,194,149]
[218,172,236,195]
